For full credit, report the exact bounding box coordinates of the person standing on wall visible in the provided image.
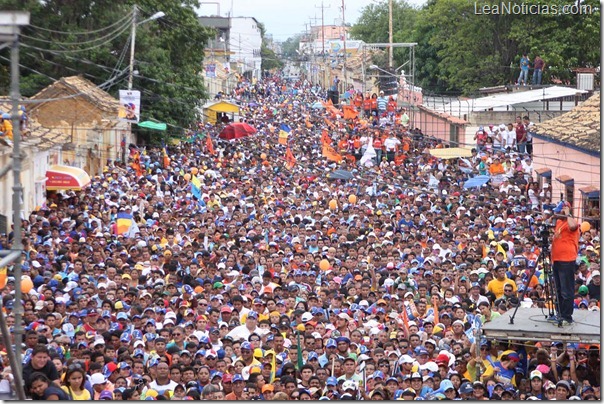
[518,53,530,86]
[551,201,580,326]
[532,54,545,85]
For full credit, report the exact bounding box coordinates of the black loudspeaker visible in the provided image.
[327,90,339,105]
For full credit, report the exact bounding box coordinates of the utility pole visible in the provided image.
[341,0,347,89]
[0,11,29,401]
[388,0,393,68]
[315,1,330,59]
[128,5,137,91]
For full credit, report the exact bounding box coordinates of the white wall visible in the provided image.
[229,18,262,79]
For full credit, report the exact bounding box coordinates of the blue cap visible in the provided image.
[336,336,350,345]
[118,361,131,369]
[372,370,385,380]
[416,347,429,356]
[211,371,223,379]
[326,339,336,348]
[232,374,244,383]
[247,311,258,319]
[326,377,338,386]
[241,341,252,350]
[116,312,128,320]
[133,349,145,357]
[459,382,474,394]
[307,352,319,361]
[440,379,454,391]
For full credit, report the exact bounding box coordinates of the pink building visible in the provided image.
[531,93,600,226]
[415,105,468,144]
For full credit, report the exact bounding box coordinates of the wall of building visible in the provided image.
[415,106,468,145]
[229,18,262,79]
[531,134,600,220]
[468,110,567,126]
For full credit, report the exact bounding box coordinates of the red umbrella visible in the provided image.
[218,122,257,140]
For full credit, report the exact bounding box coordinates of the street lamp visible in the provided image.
[128,6,165,90]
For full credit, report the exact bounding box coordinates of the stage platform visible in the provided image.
[481,308,601,344]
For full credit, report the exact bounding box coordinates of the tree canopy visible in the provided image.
[0,0,214,134]
[350,0,600,95]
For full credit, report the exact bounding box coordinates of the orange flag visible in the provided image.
[342,105,359,120]
[285,147,296,170]
[206,135,215,156]
[321,129,332,146]
[322,143,342,163]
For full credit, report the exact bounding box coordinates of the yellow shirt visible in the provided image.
[61,386,91,401]
[487,278,517,299]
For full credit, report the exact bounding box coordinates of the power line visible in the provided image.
[0,54,129,104]
[21,21,131,54]
[21,13,133,46]
[26,11,134,36]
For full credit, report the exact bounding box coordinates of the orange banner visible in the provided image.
[285,147,296,170]
[342,105,359,120]
[322,143,342,163]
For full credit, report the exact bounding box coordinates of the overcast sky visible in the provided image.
[197,0,427,41]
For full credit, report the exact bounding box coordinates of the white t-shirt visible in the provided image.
[148,380,179,395]
[492,130,503,148]
[384,137,401,152]
[505,129,516,148]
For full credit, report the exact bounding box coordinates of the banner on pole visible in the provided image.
[118,90,141,123]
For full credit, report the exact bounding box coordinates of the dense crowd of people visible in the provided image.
[0,75,600,400]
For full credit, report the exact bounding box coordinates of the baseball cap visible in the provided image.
[90,373,108,386]
[99,390,113,400]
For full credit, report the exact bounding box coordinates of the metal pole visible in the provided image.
[10,31,24,376]
[341,0,347,88]
[0,298,25,399]
[128,4,137,91]
[388,0,393,68]
[126,5,136,165]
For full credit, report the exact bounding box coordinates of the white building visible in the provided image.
[199,16,263,80]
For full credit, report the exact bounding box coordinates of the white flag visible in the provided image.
[360,143,377,166]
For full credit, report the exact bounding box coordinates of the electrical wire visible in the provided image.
[26,11,134,36]
[21,13,133,46]
[21,21,131,54]
[0,54,129,104]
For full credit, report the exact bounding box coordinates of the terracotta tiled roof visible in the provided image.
[532,92,600,153]
[0,97,70,150]
[28,75,119,115]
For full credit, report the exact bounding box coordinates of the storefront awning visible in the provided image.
[429,147,474,159]
[46,165,91,191]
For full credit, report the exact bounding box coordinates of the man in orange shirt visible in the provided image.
[488,157,505,175]
[551,201,579,325]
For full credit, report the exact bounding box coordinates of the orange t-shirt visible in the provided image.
[551,219,579,261]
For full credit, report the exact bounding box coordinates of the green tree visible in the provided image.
[352,0,600,94]
[281,34,303,58]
